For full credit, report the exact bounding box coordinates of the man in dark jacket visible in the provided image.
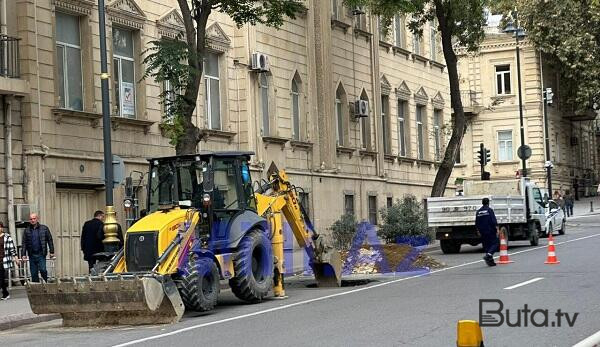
[81,210,105,272]
[475,198,499,267]
[21,213,54,282]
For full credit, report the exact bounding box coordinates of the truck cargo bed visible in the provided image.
[427,195,527,227]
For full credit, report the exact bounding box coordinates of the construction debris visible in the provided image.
[341,244,444,275]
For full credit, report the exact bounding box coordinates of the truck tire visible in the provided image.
[530,225,540,246]
[179,255,220,312]
[91,260,110,276]
[440,240,461,254]
[559,219,566,235]
[229,230,273,303]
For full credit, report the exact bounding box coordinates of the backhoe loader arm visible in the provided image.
[256,163,342,288]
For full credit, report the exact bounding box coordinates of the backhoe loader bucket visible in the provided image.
[27,274,184,327]
[310,235,343,287]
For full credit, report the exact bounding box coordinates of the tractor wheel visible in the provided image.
[229,230,273,303]
[559,220,566,235]
[179,254,220,312]
[530,225,540,246]
[91,260,110,276]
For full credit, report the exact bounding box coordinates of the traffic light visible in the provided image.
[477,144,485,166]
[485,148,491,165]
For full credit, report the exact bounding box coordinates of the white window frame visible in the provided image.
[259,73,270,136]
[381,95,391,154]
[495,65,512,95]
[397,99,406,157]
[291,78,300,140]
[335,97,343,146]
[413,34,421,55]
[113,28,136,118]
[433,110,442,161]
[416,105,425,160]
[498,130,514,161]
[430,20,437,61]
[56,13,83,110]
[204,53,221,130]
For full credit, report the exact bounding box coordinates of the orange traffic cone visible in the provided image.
[497,232,513,264]
[544,234,560,264]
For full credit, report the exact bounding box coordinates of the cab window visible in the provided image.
[212,158,241,210]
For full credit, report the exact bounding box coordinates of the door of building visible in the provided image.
[55,189,99,277]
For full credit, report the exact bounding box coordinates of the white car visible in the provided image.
[544,199,566,236]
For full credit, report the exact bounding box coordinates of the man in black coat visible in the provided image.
[81,210,105,272]
[21,213,54,282]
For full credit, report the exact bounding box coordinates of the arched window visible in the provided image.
[335,84,347,146]
[360,90,370,150]
[259,73,270,136]
[291,76,300,140]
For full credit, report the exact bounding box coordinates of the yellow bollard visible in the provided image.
[270,212,286,298]
[457,320,484,347]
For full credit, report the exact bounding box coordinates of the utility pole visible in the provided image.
[98,0,120,253]
[543,87,554,196]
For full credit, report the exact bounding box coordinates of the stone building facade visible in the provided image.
[1,0,451,276]
[455,27,598,195]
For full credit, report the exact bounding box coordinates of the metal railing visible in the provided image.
[0,34,20,78]
[459,90,482,107]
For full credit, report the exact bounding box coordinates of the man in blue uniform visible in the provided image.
[476,198,500,266]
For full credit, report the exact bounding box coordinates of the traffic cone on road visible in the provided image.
[497,232,513,264]
[544,234,560,264]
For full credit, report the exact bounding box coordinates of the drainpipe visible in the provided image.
[4,96,16,238]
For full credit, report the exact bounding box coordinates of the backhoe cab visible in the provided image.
[27,152,341,326]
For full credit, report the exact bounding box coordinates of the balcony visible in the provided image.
[0,35,28,95]
[452,90,483,116]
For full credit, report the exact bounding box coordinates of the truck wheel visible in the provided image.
[179,255,220,312]
[440,240,461,254]
[91,260,110,276]
[559,220,566,235]
[229,230,273,303]
[530,226,540,246]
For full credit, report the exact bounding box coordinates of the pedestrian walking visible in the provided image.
[573,177,580,201]
[476,198,500,267]
[21,213,54,283]
[81,210,105,272]
[564,190,574,217]
[1,222,19,300]
[554,190,565,212]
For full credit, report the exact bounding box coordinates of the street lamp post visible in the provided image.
[98,0,120,253]
[505,13,528,177]
[543,88,554,196]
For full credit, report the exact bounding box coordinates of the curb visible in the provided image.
[0,313,61,330]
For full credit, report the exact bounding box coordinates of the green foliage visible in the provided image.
[218,0,305,28]
[492,0,600,112]
[144,35,196,146]
[378,195,431,244]
[330,213,359,251]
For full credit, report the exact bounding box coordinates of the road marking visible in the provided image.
[573,329,600,347]
[113,232,600,347]
[503,277,544,290]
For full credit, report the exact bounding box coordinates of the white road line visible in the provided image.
[573,330,600,347]
[113,232,600,347]
[503,277,544,290]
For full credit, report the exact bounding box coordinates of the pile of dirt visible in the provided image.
[341,244,444,275]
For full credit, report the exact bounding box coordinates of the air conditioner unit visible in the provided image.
[14,204,36,224]
[251,52,270,72]
[354,100,369,118]
[570,137,579,146]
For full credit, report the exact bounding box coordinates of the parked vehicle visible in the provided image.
[427,178,566,254]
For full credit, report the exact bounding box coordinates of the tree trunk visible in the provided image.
[430,4,467,197]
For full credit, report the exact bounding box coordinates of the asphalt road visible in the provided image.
[2,215,600,347]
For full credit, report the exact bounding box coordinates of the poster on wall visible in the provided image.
[121,82,135,117]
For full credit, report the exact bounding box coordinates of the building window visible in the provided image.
[291,77,300,140]
[354,7,368,30]
[368,195,377,225]
[331,0,339,19]
[378,17,389,42]
[382,95,391,154]
[113,27,136,118]
[498,130,514,161]
[259,73,270,136]
[430,20,438,61]
[495,65,511,95]
[413,34,422,55]
[386,196,393,208]
[344,194,355,216]
[360,92,370,150]
[433,110,442,161]
[455,144,462,164]
[56,12,83,111]
[394,15,404,48]
[204,52,221,130]
[163,79,175,116]
[416,105,425,160]
[397,100,407,157]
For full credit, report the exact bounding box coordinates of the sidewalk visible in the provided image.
[0,286,60,330]
[570,195,600,217]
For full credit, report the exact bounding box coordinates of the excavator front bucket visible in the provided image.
[310,235,343,287]
[27,274,184,327]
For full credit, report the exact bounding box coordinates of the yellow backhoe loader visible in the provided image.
[27,152,341,326]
